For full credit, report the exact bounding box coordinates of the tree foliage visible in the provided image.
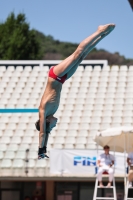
[0,13,41,60]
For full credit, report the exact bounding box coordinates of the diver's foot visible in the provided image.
[98,24,115,35]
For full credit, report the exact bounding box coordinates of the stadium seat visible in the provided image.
[21,136,32,144]
[3,130,14,137]
[12,159,24,170]
[4,151,15,159]
[15,151,26,159]
[0,151,4,159]
[55,137,65,144]
[18,144,29,151]
[0,159,12,176]
[64,144,74,149]
[53,143,63,149]
[28,151,37,159]
[10,136,21,144]
[7,144,18,151]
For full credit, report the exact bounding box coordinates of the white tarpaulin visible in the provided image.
[50,149,126,176]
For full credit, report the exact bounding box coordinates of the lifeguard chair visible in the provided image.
[93,168,117,200]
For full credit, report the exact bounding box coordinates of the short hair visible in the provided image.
[35,119,50,133]
[103,145,110,149]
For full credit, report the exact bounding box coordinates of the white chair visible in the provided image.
[72,110,82,117]
[101,117,112,123]
[106,87,116,93]
[58,123,69,130]
[123,105,133,111]
[85,66,93,72]
[75,144,86,149]
[64,143,74,149]
[4,151,15,159]
[82,110,92,117]
[100,123,111,130]
[14,130,25,137]
[35,159,47,169]
[114,98,124,105]
[106,92,115,99]
[89,82,98,88]
[0,159,12,168]
[12,159,25,176]
[95,99,104,105]
[120,65,128,71]
[124,99,133,105]
[10,136,21,144]
[67,130,78,137]
[16,123,27,131]
[0,144,7,152]
[3,130,14,137]
[78,130,89,137]
[0,66,6,72]
[104,98,114,105]
[103,110,112,117]
[6,123,17,131]
[89,123,100,131]
[123,110,133,117]
[113,104,123,111]
[56,129,67,137]
[16,66,23,71]
[15,151,26,159]
[76,137,87,144]
[0,136,10,144]
[93,104,103,111]
[111,123,122,127]
[81,116,91,123]
[123,117,132,123]
[96,92,106,99]
[118,76,127,83]
[71,116,81,123]
[21,137,32,144]
[7,144,18,151]
[65,137,76,144]
[86,143,97,149]
[0,115,10,123]
[0,151,4,159]
[68,123,79,130]
[64,104,74,111]
[113,110,123,117]
[18,144,29,151]
[85,98,95,105]
[88,87,97,94]
[55,136,65,144]
[30,144,38,151]
[112,117,122,123]
[79,123,90,130]
[91,117,101,123]
[53,143,63,149]
[28,151,37,159]
[115,92,125,99]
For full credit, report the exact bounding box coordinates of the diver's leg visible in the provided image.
[53,24,115,77]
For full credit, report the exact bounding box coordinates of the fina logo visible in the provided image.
[74,156,96,166]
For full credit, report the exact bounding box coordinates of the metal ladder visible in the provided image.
[125,180,133,200]
[93,172,117,200]
[124,167,133,200]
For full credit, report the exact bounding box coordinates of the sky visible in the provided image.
[0,0,133,59]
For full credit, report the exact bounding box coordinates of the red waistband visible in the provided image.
[48,66,67,84]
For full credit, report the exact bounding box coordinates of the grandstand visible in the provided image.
[0,60,132,199]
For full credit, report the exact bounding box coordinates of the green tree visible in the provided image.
[0,12,42,60]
